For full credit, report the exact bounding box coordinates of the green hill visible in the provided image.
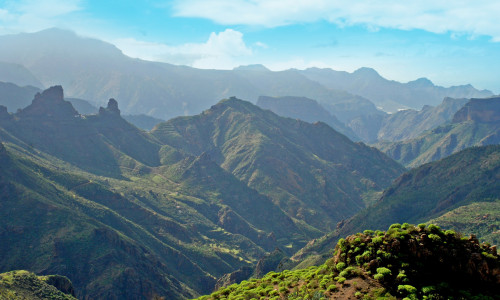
[377,97,500,167]
[197,224,500,300]
[152,97,404,233]
[0,270,76,300]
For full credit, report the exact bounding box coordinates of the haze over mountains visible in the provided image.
[0,28,492,124]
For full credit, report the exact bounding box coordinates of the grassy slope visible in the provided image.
[429,200,500,245]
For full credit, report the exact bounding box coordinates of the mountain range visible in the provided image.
[0,28,492,124]
[0,27,499,300]
[0,86,405,299]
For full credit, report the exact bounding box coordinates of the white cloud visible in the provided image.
[113,29,253,69]
[172,0,500,41]
[0,0,82,33]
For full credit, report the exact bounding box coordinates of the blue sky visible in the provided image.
[0,0,499,93]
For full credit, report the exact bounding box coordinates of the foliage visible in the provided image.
[197,224,500,300]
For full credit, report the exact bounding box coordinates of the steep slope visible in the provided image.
[198,224,500,300]
[1,138,302,299]
[301,67,492,112]
[0,270,76,299]
[0,143,206,299]
[152,98,404,233]
[378,97,500,167]
[256,95,359,141]
[293,145,500,265]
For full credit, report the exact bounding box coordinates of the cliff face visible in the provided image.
[453,97,500,123]
[16,85,79,119]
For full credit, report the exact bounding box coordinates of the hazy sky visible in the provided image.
[0,0,499,93]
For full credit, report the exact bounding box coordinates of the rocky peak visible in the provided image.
[99,98,121,116]
[16,85,78,119]
[452,97,500,123]
[0,105,11,120]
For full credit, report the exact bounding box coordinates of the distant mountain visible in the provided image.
[66,97,98,115]
[256,95,359,141]
[345,97,468,143]
[123,114,165,131]
[0,28,380,122]
[152,97,404,233]
[0,62,43,88]
[0,81,41,112]
[377,97,500,167]
[294,145,500,264]
[300,67,493,112]
[376,97,470,142]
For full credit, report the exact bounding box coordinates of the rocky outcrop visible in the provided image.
[99,98,121,116]
[0,105,11,120]
[44,275,76,296]
[16,85,79,119]
[334,224,500,294]
[453,97,500,123]
[214,267,253,290]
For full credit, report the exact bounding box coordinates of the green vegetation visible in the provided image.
[197,224,500,300]
[0,88,406,299]
[0,270,76,299]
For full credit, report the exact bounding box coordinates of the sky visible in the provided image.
[0,0,499,93]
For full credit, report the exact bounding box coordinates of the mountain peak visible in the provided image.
[233,64,270,71]
[353,67,381,78]
[0,105,11,120]
[408,77,434,87]
[99,98,121,116]
[17,85,78,119]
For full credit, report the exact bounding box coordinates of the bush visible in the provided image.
[389,223,401,230]
[398,284,417,295]
[327,284,337,292]
[376,267,392,276]
[336,262,346,271]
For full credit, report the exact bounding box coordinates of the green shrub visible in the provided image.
[373,274,384,281]
[327,284,337,292]
[337,277,346,284]
[389,223,401,230]
[398,284,417,295]
[336,262,346,271]
[427,224,441,233]
[376,267,392,276]
[428,234,441,242]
